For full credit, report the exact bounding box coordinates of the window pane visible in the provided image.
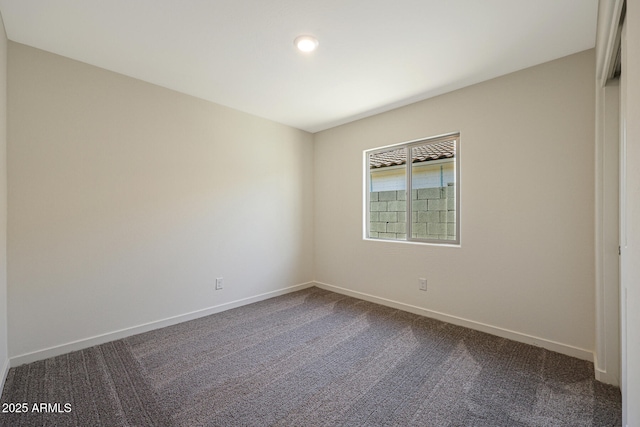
[369,147,407,240]
[411,140,456,241]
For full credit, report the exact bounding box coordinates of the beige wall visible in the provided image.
[314,50,596,358]
[7,43,314,358]
[0,13,8,382]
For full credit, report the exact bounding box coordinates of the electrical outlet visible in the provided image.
[419,278,427,291]
[215,277,224,290]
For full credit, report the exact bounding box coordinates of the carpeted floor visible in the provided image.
[0,287,622,426]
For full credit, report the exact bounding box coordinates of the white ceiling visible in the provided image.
[0,0,598,133]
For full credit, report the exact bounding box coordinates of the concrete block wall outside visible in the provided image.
[379,212,397,222]
[418,187,442,199]
[386,222,406,233]
[378,191,397,201]
[369,185,455,241]
[371,201,387,212]
[387,201,406,212]
[427,199,447,211]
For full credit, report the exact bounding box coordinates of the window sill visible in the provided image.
[363,237,461,248]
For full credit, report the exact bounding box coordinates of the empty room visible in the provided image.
[0,0,638,426]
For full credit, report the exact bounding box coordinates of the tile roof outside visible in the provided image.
[369,139,456,169]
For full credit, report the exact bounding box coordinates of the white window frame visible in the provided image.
[364,132,460,245]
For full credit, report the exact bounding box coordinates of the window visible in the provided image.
[365,133,460,245]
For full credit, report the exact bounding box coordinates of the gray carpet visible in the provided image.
[0,287,621,426]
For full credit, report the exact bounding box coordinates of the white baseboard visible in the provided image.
[10,282,314,367]
[595,369,619,386]
[593,354,620,386]
[0,357,9,397]
[314,281,594,362]
[11,281,595,367]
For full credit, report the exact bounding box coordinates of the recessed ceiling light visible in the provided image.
[294,35,319,53]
